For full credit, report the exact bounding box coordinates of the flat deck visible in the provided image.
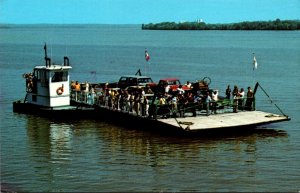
[157,111,290,131]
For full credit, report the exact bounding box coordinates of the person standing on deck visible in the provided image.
[140,90,145,116]
[89,87,95,105]
[134,92,140,116]
[186,81,192,89]
[205,92,212,116]
[124,90,131,112]
[225,85,231,99]
[177,94,186,117]
[129,92,135,112]
[74,81,81,101]
[104,89,110,107]
[238,88,245,110]
[232,85,239,113]
[71,80,76,90]
[70,80,76,100]
[245,86,254,110]
[144,95,149,116]
[212,90,218,114]
[177,85,185,95]
[171,95,178,117]
[164,82,170,94]
[82,81,89,103]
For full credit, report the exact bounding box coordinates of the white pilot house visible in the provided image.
[24,44,71,108]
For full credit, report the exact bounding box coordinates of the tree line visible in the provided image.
[142,19,300,30]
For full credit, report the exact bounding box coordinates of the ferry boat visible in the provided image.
[13,45,290,133]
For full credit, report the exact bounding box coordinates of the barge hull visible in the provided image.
[13,101,290,134]
[13,101,95,119]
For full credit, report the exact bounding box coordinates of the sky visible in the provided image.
[0,0,299,24]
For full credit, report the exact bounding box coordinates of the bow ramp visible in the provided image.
[158,111,290,131]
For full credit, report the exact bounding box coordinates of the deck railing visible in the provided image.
[70,89,255,119]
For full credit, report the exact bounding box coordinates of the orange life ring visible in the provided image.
[56,87,64,95]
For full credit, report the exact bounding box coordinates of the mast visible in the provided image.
[44,43,51,67]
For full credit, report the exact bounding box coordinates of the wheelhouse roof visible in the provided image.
[34,65,72,71]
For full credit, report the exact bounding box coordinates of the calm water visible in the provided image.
[1,25,300,192]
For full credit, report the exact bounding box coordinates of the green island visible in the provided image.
[142,19,300,30]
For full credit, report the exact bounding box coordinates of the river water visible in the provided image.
[0,25,299,192]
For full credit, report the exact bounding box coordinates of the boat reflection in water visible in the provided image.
[26,114,288,161]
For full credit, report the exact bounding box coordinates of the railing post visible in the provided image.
[253,96,256,111]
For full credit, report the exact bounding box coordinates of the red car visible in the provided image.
[157,78,190,92]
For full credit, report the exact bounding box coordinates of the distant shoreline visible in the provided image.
[142,19,300,31]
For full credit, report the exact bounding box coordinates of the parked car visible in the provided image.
[155,78,191,92]
[116,75,154,89]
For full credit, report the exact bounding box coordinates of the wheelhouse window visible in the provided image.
[52,71,68,82]
[39,70,49,86]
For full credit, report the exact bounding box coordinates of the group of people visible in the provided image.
[71,81,154,116]
[155,87,218,117]
[71,80,96,104]
[98,87,152,116]
[70,80,255,118]
[226,85,254,112]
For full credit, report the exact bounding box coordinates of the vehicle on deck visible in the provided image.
[158,78,190,91]
[117,75,154,89]
[98,75,155,89]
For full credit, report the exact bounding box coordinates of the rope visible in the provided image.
[173,116,184,130]
[257,83,288,117]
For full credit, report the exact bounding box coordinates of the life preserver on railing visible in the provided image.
[56,86,64,95]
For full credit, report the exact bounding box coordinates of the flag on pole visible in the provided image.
[145,50,150,62]
[44,43,48,58]
[253,55,258,70]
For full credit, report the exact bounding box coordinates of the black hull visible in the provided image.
[12,101,185,134]
[13,101,289,137]
[13,101,94,119]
